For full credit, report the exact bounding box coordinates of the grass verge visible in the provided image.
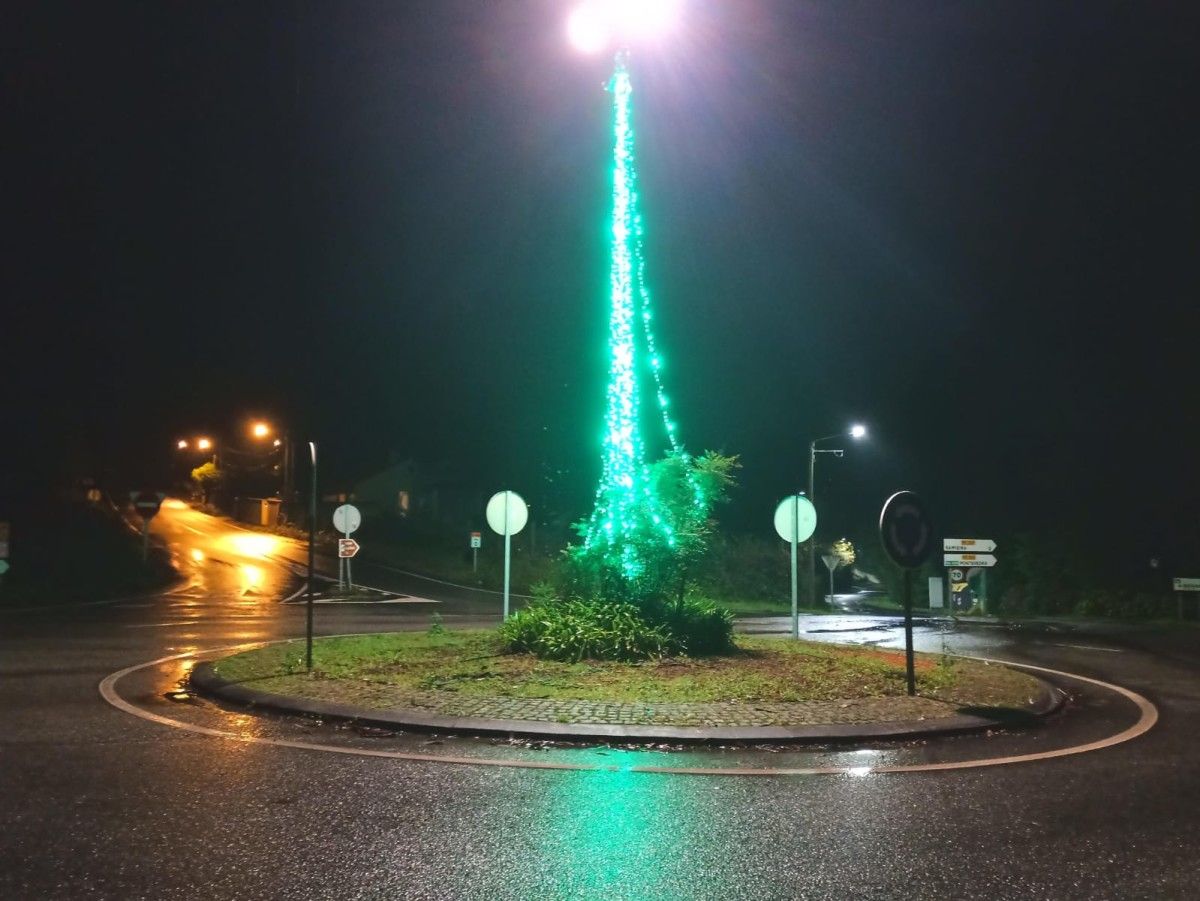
[211,630,1039,709]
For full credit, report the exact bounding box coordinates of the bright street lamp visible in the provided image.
[250,419,295,516]
[176,439,188,450]
[566,0,683,53]
[196,437,213,451]
[806,424,869,607]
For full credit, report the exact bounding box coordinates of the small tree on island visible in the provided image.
[502,452,740,661]
[564,450,739,609]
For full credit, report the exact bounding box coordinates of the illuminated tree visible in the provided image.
[578,53,706,592]
[831,537,856,568]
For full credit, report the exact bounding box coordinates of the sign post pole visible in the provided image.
[332,504,362,594]
[307,442,317,673]
[791,495,799,639]
[775,494,817,640]
[903,568,915,695]
[487,491,528,623]
[503,492,511,621]
[130,492,164,562]
[879,491,934,697]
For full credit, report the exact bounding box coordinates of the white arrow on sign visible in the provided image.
[943,538,996,553]
[944,553,997,567]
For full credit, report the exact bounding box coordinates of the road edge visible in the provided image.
[189,660,1065,745]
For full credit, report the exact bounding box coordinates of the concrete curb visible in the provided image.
[190,662,1065,745]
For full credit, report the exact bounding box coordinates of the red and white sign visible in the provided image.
[338,538,360,559]
[130,491,165,521]
[470,531,482,549]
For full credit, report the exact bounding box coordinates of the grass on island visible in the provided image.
[211,630,1040,709]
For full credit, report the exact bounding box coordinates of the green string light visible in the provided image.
[584,52,701,576]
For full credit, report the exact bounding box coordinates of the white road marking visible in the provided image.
[1051,643,1123,653]
[99,643,1158,778]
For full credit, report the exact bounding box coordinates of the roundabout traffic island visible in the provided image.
[189,630,1063,743]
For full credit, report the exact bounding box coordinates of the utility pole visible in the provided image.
[306,441,317,672]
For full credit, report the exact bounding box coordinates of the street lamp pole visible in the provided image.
[306,440,317,673]
[807,425,867,608]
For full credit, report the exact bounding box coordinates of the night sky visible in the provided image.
[5,2,1199,560]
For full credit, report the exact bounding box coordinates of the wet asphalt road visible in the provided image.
[1,504,1198,899]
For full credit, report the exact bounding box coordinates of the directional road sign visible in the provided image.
[338,538,360,558]
[944,553,997,568]
[1174,578,1200,592]
[943,538,997,553]
[0,560,9,575]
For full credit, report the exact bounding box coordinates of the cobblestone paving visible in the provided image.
[272,680,965,727]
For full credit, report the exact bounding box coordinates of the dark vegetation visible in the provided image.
[0,498,176,606]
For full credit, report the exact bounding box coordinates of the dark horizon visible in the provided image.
[5,2,1199,564]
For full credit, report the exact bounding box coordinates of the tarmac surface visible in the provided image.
[1,502,1196,899]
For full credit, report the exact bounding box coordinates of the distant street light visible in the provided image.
[175,436,216,465]
[807,424,868,608]
[250,419,294,517]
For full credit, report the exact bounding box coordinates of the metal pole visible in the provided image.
[807,441,817,609]
[473,547,478,573]
[828,565,835,606]
[790,494,799,639]
[503,492,511,621]
[904,568,916,696]
[345,528,352,590]
[307,442,316,673]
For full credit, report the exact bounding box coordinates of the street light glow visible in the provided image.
[176,439,188,450]
[197,437,213,451]
[850,424,867,440]
[567,5,609,54]
[567,0,682,53]
[251,422,270,439]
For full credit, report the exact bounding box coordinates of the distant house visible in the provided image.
[352,459,416,518]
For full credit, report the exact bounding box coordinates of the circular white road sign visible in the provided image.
[486,491,528,536]
[332,504,362,535]
[773,495,817,544]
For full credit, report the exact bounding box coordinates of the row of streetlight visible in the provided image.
[175,421,282,455]
[174,420,292,508]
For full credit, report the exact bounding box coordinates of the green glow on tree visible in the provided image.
[583,52,703,579]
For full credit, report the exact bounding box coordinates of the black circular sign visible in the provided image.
[879,490,933,569]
